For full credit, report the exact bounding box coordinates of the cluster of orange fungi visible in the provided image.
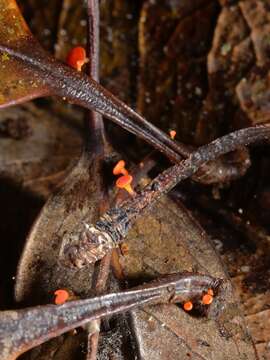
[53,48,89,308]
[183,288,214,312]
[66,50,134,194]
[65,48,213,312]
[113,160,134,195]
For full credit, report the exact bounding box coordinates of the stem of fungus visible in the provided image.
[62,124,270,268]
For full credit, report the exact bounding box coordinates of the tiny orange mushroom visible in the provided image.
[66,46,88,72]
[54,289,69,305]
[116,174,134,195]
[202,293,213,305]
[207,288,214,297]
[113,160,128,176]
[183,301,193,312]
[169,130,177,140]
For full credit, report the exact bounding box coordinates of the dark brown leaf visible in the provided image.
[0,103,82,198]
[137,0,218,144]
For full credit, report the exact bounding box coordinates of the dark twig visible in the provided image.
[85,0,106,154]
[85,1,112,359]
[0,43,186,163]
[0,273,220,360]
[0,42,250,184]
[87,253,112,360]
[0,17,250,185]
[60,124,270,267]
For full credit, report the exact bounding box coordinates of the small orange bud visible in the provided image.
[202,293,213,305]
[116,175,134,195]
[66,46,88,71]
[113,160,128,176]
[183,301,193,312]
[169,130,177,140]
[207,288,214,297]
[54,289,69,305]
[120,243,129,255]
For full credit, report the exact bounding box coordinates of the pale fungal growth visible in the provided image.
[169,129,176,139]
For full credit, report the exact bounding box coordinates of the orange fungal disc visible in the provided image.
[202,293,213,305]
[54,289,69,305]
[113,160,128,176]
[66,46,88,71]
[183,301,193,312]
[116,174,134,195]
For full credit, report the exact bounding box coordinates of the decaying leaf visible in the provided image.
[15,170,259,359]
[236,0,270,125]
[195,2,253,143]
[195,0,270,141]
[0,0,49,107]
[119,195,257,360]
[0,102,82,197]
[1,0,270,359]
[0,0,192,168]
[137,0,218,144]
[136,0,251,183]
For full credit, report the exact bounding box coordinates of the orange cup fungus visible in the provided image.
[183,301,193,312]
[66,46,88,72]
[113,160,128,176]
[54,289,69,305]
[169,130,177,140]
[202,293,213,305]
[116,174,134,195]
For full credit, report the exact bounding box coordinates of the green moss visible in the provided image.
[1,52,9,61]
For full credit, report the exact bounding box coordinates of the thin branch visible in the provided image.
[85,0,107,154]
[0,40,250,184]
[85,1,112,359]
[61,124,270,267]
[86,253,112,360]
[0,42,186,163]
[0,273,220,360]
